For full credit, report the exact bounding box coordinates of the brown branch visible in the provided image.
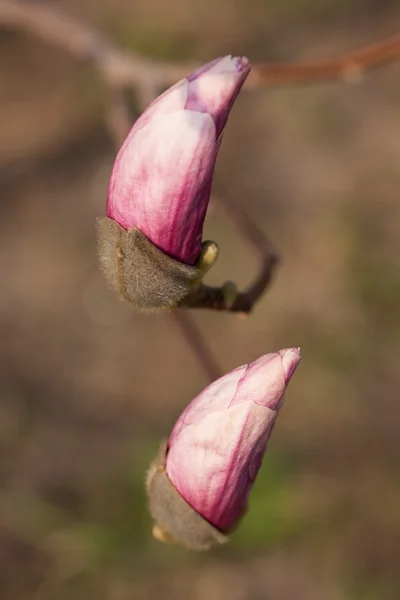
[249,33,400,87]
[105,87,136,147]
[170,311,221,382]
[181,194,278,314]
[1,1,400,92]
[0,0,196,89]
[174,192,279,375]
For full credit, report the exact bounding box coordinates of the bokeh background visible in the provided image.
[1,1,400,599]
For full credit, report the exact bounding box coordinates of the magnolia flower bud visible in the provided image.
[98,55,250,312]
[147,348,301,550]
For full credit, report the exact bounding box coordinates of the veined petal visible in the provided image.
[187,55,249,82]
[105,56,250,268]
[166,400,276,530]
[185,55,250,136]
[168,364,247,442]
[230,353,286,409]
[129,79,189,136]
[279,347,301,385]
[165,349,301,532]
[107,109,217,264]
[230,349,301,410]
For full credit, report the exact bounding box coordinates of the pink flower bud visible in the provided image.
[165,348,301,532]
[106,56,250,265]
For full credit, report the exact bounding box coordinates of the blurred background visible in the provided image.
[1,1,400,599]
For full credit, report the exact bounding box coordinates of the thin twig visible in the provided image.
[105,87,135,147]
[170,311,221,382]
[213,193,279,304]
[182,194,278,313]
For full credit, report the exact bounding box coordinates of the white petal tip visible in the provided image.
[279,348,301,384]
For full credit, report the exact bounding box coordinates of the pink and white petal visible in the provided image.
[168,364,247,443]
[229,353,286,410]
[107,82,189,197]
[186,57,227,82]
[185,56,250,135]
[129,79,189,135]
[229,350,300,411]
[188,55,250,81]
[278,347,301,385]
[107,109,217,264]
[166,400,276,530]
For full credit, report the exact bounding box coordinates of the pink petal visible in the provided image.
[279,347,301,385]
[107,109,217,264]
[168,364,247,443]
[165,349,301,529]
[166,400,276,530]
[129,79,188,136]
[185,55,250,136]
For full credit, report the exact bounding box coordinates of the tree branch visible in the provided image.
[248,33,400,87]
[170,311,221,382]
[181,194,278,314]
[0,0,196,89]
[1,1,399,92]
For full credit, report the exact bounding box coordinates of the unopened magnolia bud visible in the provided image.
[153,349,301,540]
[105,55,251,266]
[146,349,301,550]
[97,217,218,312]
[146,442,228,550]
[98,56,250,310]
